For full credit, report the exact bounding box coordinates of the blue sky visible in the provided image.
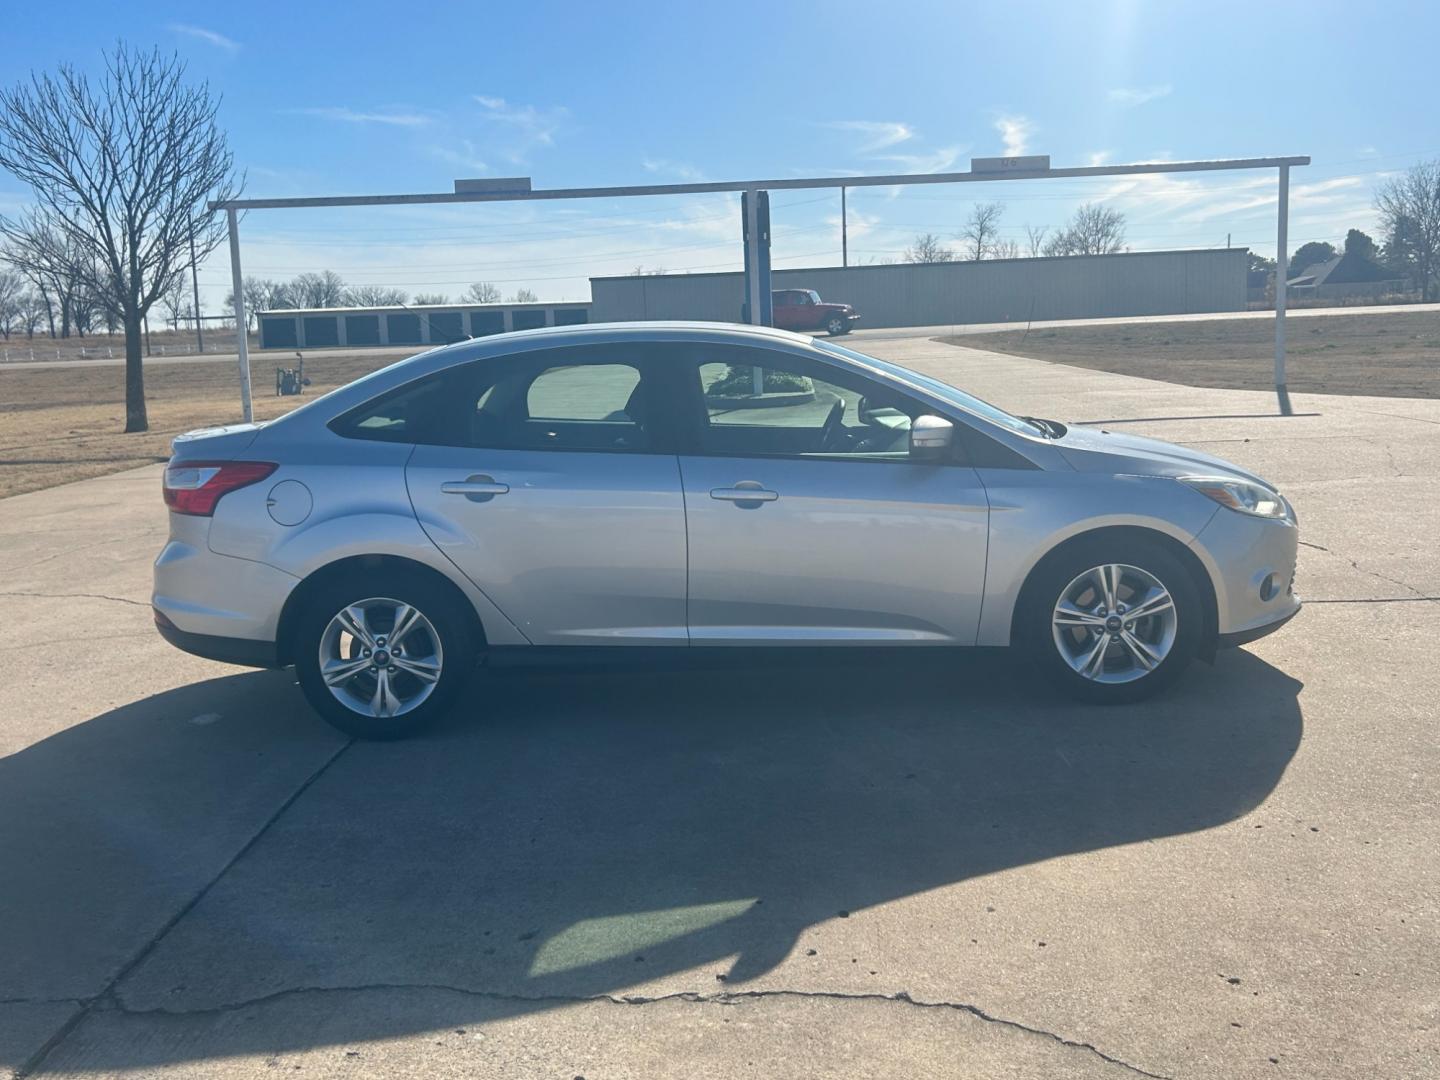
[3,0,1437,308]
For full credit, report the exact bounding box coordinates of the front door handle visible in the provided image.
[441,475,510,502]
[711,482,778,504]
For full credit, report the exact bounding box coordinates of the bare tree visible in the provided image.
[0,45,239,430]
[1375,159,1440,301]
[902,232,954,264]
[1025,224,1048,258]
[991,239,1020,260]
[412,292,449,305]
[959,202,1005,260]
[2,211,89,337]
[291,270,346,308]
[345,284,409,306]
[509,288,538,303]
[462,281,502,303]
[19,290,46,337]
[161,275,190,330]
[0,269,21,339]
[1044,204,1127,256]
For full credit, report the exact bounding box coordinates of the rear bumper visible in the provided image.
[153,608,280,668]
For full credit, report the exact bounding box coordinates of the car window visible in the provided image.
[334,349,655,453]
[526,363,640,420]
[690,348,938,463]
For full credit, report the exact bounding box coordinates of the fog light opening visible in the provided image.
[1259,573,1277,602]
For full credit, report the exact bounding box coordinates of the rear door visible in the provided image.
[671,342,991,644]
[401,345,688,645]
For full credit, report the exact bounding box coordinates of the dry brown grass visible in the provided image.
[950,311,1440,399]
[0,349,408,499]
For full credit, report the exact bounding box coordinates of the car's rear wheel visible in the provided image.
[825,314,848,336]
[294,570,476,738]
[1019,537,1201,703]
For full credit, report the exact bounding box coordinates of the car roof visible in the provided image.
[419,319,815,359]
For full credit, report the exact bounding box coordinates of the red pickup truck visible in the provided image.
[771,288,860,336]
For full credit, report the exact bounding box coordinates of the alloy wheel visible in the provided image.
[1050,564,1178,684]
[317,597,444,718]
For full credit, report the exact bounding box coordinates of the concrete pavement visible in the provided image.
[1,337,1436,1078]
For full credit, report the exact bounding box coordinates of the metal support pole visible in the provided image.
[1274,165,1292,416]
[841,186,848,267]
[226,208,254,422]
[189,233,205,353]
[743,189,762,326]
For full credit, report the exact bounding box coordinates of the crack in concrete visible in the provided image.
[0,590,148,609]
[1296,543,1438,605]
[100,984,1169,1079]
[14,740,354,1079]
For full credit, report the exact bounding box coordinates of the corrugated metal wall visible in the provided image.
[591,249,1248,328]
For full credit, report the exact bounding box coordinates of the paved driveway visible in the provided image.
[1,338,1436,1078]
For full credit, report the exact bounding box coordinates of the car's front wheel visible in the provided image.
[825,314,848,336]
[1019,537,1201,703]
[294,570,476,738]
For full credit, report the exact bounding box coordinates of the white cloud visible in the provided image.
[873,146,964,174]
[290,106,432,127]
[1088,150,1112,167]
[823,120,916,154]
[166,24,240,52]
[643,158,705,182]
[428,139,489,174]
[472,95,567,162]
[1108,84,1173,107]
[995,116,1032,157]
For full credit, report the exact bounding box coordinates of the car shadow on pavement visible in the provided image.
[2,648,1302,1071]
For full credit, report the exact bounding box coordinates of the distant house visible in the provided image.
[1287,251,1405,299]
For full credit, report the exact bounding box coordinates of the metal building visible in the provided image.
[257,301,591,350]
[591,248,1248,329]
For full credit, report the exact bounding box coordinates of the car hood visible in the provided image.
[1054,424,1276,490]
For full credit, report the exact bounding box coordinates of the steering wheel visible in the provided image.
[818,397,846,451]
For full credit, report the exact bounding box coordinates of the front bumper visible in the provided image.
[1191,506,1301,640]
[1217,604,1299,649]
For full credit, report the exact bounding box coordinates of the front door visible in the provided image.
[770,290,805,331]
[403,346,688,645]
[673,344,991,644]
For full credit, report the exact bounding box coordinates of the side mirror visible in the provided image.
[909,414,955,461]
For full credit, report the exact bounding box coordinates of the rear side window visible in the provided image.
[527,364,641,421]
[330,366,469,445]
[332,347,659,454]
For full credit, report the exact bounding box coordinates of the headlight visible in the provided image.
[1180,476,1291,520]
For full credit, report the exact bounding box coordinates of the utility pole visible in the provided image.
[841,186,848,267]
[189,233,205,353]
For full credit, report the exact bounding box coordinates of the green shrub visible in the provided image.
[705,365,809,397]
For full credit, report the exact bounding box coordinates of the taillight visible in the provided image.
[163,460,277,516]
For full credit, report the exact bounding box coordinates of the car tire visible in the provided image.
[1018,535,1202,704]
[825,315,848,336]
[293,568,477,739]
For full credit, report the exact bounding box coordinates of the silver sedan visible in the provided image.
[153,322,1299,738]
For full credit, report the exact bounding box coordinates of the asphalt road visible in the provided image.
[2,337,1437,1078]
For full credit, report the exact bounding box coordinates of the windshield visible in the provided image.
[813,340,1044,437]
[806,290,822,304]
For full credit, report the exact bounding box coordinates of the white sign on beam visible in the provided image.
[972,155,1051,173]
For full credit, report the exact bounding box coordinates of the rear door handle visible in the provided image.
[441,475,510,502]
[711,483,778,503]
